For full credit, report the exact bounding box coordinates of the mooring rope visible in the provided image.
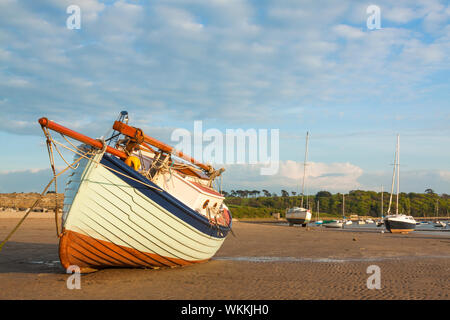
[0,157,83,253]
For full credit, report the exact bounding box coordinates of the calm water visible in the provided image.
[214,255,450,263]
[271,221,450,237]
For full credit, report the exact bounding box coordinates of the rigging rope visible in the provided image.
[49,135,163,192]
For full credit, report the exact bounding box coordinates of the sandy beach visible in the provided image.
[0,214,449,300]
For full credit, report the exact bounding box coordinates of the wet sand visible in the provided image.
[0,216,449,300]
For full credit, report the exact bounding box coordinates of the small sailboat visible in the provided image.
[383,135,416,234]
[325,220,343,228]
[286,132,312,227]
[38,112,232,273]
[315,200,323,225]
[342,194,353,226]
[433,199,446,227]
[365,219,374,224]
[325,194,345,228]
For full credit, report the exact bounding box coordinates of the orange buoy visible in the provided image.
[124,156,141,171]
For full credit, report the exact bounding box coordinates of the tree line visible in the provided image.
[224,189,450,218]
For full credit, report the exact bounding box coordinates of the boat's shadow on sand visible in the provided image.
[0,241,64,274]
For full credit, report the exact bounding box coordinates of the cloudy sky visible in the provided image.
[0,0,449,194]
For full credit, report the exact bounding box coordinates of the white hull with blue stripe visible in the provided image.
[60,152,231,272]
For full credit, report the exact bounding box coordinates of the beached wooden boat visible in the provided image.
[39,112,232,273]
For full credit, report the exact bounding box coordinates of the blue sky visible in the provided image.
[0,0,449,194]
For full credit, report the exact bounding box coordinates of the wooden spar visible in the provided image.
[38,118,128,160]
[112,121,213,172]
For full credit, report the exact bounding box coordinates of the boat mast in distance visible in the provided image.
[396,134,400,215]
[301,131,309,208]
[383,134,416,234]
[387,138,397,215]
[286,131,312,227]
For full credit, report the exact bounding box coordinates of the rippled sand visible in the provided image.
[0,217,449,299]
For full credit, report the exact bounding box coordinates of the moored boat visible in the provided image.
[314,200,323,225]
[39,112,232,273]
[286,207,312,226]
[384,215,416,233]
[286,131,311,227]
[324,220,343,228]
[383,135,416,234]
[433,200,446,227]
[434,221,447,228]
[325,194,346,229]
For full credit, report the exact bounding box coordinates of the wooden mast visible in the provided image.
[112,121,213,173]
[38,118,217,175]
[38,118,128,159]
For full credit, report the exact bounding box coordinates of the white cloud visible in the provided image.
[155,6,204,32]
[439,171,450,181]
[5,78,30,87]
[383,7,419,23]
[357,169,450,194]
[222,160,364,193]
[279,160,364,191]
[332,24,365,39]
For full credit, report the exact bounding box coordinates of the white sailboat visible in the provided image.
[286,132,312,227]
[434,199,446,228]
[383,135,416,234]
